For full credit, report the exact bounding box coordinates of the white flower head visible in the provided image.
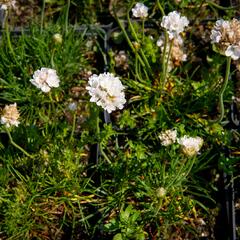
[225,45,240,60]
[114,50,129,70]
[210,18,240,60]
[161,11,189,39]
[0,0,16,10]
[132,2,148,19]
[86,72,126,113]
[159,129,177,146]
[30,67,60,93]
[177,135,203,157]
[67,102,78,111]
[53,33,63,44]
[157,34,187,70]
[210,19,230,43]
[156,187,166,198]
[156,37,164,48]
[157,34,183,48]
[1,103,20,128]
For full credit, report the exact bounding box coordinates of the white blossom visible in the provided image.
[0,0,16,10]
[67,102,78,111]
[30,68,60,93]
[157,34,187,71]
[161,11,189,39]
[210,18,240,60]
[53,33,63,44]
[114,50,129,70]
[157,34,183,48]
[131,3,148,19]
[86,72,126,113]
[177,135,203,157]
[159,129,177,146]
[156,187,166,198]
[210,19,231,43]
[1,103,20,128]
[225,45,240,60]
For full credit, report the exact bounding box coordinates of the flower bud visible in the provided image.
[156,187,166,198]
[53,33,63,45]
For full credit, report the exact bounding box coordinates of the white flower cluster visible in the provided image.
[0,0,16,10]
[157,34,187,71]
[1,103,20,127]
[161,11,189,40]
[159,129,177,146]
[210,19,240,60]
[156,187,166,198]
[177,135,203,157]
[30,67,60,93]
[159,129,203,157]
[131,2,148,19]
[53,33,63,45]
[210,19,230,43]
[86,72,126,113]
[114,50,129,70]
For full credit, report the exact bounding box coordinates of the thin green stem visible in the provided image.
[65,0,71,34]
[127,7,140,41]
[126,7,152,73]
[96,112,111,164]
[48,91,55,118]
[135,57,144,82]
[49,91,54,105]
[161,39,173,92]
[70,112,76,142]
[156,0,165,16]
[51,48,56,68]
[161,31,168,86]
[6,128,33,159]
[115,13,145,68]
[155,198,163,216]
[210,57,231,123]
[100,147,112,164]
[142,20,145,42]
[206,0,239,10]
[139,48,152,74]
[40,0,46,34]
[4,11,16,60]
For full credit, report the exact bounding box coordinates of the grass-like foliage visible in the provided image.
[0,0,240,239]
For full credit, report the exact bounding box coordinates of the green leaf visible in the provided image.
[113,233,123,240]
[120,205,132,222]
[135,233,145,240]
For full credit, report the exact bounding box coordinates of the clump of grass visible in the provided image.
[0,0,239,239]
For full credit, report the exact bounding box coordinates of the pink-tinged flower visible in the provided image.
[1,103,20,127]
[86,72,126,113]
[30,68,60,93]
[159,129,177,146]
[132,3,148,19]
[210,18,240,60]
[0,0,16,10]
[161,11,189,39]
[177,135,203,156]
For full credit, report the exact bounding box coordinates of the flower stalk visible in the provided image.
[5,128,33,159]
[40,0,45,34]
[156,0,165,16]
[70,112,76,142]
[4,11,16,60]
[211,57,231,123]
[161,39,173,92]
[126,9,151,73]
[65,0,71,33]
